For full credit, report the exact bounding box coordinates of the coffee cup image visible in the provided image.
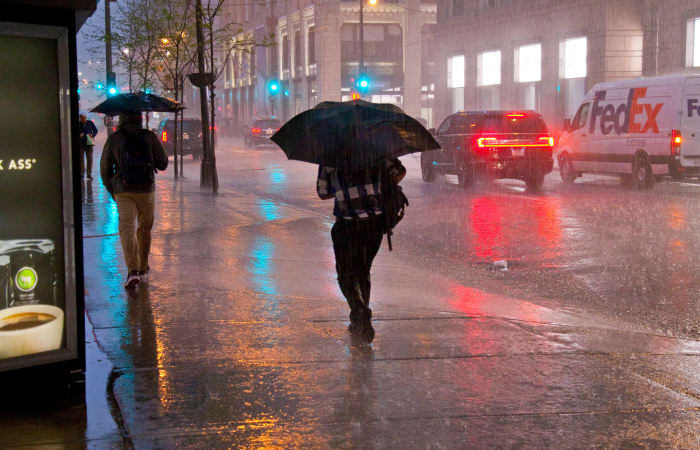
[0,305,64,359]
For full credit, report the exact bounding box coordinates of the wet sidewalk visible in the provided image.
[4,156,700,448]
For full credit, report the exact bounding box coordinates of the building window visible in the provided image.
[294,31,302,76]
[516,44,541,83]
[563,37,587,79]
[282,35,290,72]
[478,50,501,86]
[453,0,465,16]
[687,18,700,67]
[447,55,465,112]
[308,26,316,65]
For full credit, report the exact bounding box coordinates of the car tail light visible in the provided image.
[112,126,117,132]
[252,128,261,134]
[671,129,681,156]
[477,137,497,148]
[506,113,525,118]
[539,136,554,147]
[161,130,168,142]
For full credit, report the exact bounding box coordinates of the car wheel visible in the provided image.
[559,153,577,183]
[632,155,655,190]
[456,155,475,188]
[525,173,545,191]
[421,153,437,182]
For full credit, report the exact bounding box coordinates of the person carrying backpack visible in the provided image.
[100,112,168,289]
[317,157,406,342]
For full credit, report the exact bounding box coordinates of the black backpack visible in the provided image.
[118,130,154,187]
[379,166,409,251]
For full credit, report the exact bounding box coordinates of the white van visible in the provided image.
[557,75,700,189]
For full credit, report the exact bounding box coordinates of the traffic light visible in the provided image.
[95,82,104,90]
[357,73,370,92]
[106,71,117,97]
[268,79,280,95]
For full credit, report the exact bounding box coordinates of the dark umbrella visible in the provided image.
[90,91,183,116]
[271,99,440,170]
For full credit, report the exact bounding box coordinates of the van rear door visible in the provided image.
[681,77,700,166]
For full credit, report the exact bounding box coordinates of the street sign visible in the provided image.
[188,72,215,87]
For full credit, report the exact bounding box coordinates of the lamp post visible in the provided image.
[358,0,376,95]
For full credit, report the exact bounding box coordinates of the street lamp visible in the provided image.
[161,37,170,45]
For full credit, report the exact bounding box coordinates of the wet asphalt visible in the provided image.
[2,136,699,448]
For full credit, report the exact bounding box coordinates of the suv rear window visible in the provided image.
[162,119,201,133]
[253,120,281,129]
[481,115,548,134]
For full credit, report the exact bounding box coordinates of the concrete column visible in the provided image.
[402,0,422,118]
[317,0,342,102]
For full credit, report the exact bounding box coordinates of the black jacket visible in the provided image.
[79,120,98,147]
[100,126,168,195]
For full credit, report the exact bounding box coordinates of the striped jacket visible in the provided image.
[317,158,406,220]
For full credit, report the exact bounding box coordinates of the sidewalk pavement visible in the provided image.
[3,160,699,448]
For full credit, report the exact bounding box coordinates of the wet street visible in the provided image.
[5,137,699,447]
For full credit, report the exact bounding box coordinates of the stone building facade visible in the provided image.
[217,0,436,134]
[431,0,700,131]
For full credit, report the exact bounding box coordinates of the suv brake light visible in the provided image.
[539,136,554,147]
[671,129,681,156]
[477,137,497,148]
[252,128,262,134]
[506,113,525,118]
[161,130,168,142]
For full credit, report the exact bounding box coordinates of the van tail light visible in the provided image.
[252,128,262,134]
[477,137,497,148]
[539,136,555,147]
[671,129,681,156]
[161,130,168,142]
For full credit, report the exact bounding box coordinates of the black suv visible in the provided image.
[422,111,554,190]
[244,118,281,148]
[156,118,203,160]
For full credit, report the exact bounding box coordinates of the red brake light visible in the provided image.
[161,130,168,142]
[506,113,525,118]
[539,136,554,147]
[671,129,682,156]
[477,137,497,148]
[252,128,261,134]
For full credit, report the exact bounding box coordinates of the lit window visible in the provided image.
[447,55,465,88]
[479,51,501,86]
[690,18,700,67]
[564,37,587,79]
[517,44,541,83]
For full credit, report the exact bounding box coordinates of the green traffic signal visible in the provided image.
[357,74,370,92]
[268,79,280,95]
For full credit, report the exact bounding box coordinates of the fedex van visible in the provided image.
[557,75,700,189]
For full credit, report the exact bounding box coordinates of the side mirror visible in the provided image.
[563,119,571,132]
[428,128,436,136]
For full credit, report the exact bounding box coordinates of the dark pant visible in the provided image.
[331,218,384,317]
[81,145,93,177]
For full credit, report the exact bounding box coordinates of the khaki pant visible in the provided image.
[115,192,155,272]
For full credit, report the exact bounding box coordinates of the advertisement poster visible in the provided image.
[0,26,79,371]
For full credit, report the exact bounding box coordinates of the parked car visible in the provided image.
[244,118,281,148]
[422,110,555,190]
[558,75,700,190]
[155,117,203,160]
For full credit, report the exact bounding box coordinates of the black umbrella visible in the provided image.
[271,99,440,170]
[90,91,183,116]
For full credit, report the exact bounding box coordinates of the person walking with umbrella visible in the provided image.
[79,113,98,179]
[99,112,168,289]
[272,100,439,342]
[93,92,180,289]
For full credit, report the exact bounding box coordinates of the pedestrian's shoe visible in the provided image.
[348,308,374,343]
[138,266,150,283]
[124,270,140,289]
[87,174,93,180]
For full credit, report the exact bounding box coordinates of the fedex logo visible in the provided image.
[687,99,700,117]
[589,88,663,135]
